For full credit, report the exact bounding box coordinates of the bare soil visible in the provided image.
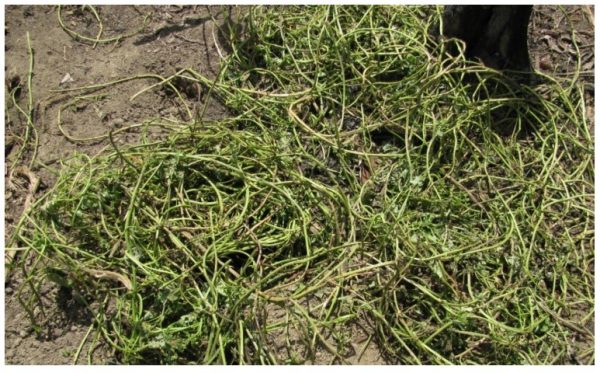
[3,5,594,365]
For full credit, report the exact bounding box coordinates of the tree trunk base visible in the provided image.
[442,5,533,73]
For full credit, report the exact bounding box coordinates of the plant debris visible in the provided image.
[10,6,594,365]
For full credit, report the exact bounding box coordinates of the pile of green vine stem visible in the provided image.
[12,5,594,364]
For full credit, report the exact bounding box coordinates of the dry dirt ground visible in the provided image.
[3,5,595,365]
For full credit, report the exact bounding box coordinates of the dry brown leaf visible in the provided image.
[84,268,133,291]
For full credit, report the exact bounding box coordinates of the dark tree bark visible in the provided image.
[442,5,533,72]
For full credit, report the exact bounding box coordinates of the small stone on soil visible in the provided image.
[111,118,125,128]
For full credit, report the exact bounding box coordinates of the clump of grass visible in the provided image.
[16,122,351,363]
[11,5,594,364]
